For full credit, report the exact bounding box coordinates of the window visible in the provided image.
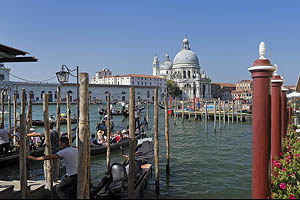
[183,71,186,79]
[0,74,4,81]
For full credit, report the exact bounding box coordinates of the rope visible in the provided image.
[0,67,56,83]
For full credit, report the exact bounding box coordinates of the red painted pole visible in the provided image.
[281,87,288,139]
[271,74,283,161]
[193,97,195,111]
[248,42,275,199]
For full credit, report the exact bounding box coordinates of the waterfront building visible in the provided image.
[153,36,212,100]
[0,65,163,104]
[231,80,253,103]
[211,82,236,100]
[91,69,167,101]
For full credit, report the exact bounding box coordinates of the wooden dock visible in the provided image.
[0,180,60,199]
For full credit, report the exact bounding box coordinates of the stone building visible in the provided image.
[153,36,212,100]
[211,82,236,100]
[231,80,253,103]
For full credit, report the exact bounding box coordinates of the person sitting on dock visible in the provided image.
[28,136,78,199]
[0,123,10,157]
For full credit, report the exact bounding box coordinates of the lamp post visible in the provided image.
[56,65,79,147]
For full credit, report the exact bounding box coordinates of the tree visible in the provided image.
[167,80,182,97]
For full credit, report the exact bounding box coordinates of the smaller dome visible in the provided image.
[160,52,172,70]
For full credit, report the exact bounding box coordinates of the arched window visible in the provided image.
[41,91,45,98]
[183,71,186,79]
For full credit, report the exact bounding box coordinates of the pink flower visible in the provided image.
[286,156,291,160]
[280,183,287,190]
[280,152,283,156]
[296,154,299,157]
[289,195,296,199]
[282,168,287,171]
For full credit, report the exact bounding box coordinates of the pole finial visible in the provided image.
[259,41,266,59]
[273,64,278,75]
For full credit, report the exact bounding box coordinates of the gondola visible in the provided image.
[91,136,153,199]
[0,127,77,168]
[32,118,77,126]
[121,106,145,118]
[90,131,148,156]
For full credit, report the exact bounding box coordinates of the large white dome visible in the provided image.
[173,49,199,65]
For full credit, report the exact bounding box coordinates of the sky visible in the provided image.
[0,0,299,85]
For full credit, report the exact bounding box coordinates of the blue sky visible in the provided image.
[1,0,299,85]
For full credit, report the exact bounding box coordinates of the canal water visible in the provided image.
[0,104,252,199]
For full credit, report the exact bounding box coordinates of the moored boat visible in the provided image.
[91,136,153,199]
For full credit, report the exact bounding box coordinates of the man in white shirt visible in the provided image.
[0,124,10,157]
[28,137,78,199]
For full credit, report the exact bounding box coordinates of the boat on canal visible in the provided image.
[90,131,148,156]
[0,128,77,168]
[91,136,153,199]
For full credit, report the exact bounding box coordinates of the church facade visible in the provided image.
[153,36,212,100]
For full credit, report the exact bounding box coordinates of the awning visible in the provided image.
[0,43,38,63]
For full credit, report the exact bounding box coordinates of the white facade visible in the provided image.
[0,65,164,104]
[91,72,167,101]
[153,36,212,100]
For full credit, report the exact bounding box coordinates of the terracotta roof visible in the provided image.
[237,80,252,83]
[212,82,236,87]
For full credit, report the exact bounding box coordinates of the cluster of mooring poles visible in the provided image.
[0,85,77,198]
[248,42,293,199]
[12,73,171,199]
[171,96,247,132]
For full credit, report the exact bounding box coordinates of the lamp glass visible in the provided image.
[56,71,69,83]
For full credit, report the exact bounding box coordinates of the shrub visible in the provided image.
[271,125,300,199]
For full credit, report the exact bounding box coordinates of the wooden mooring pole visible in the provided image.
[174,97,176,123]
[106,92,111,174]
[227,100,230,125]
[154,88,160,196]
[231,100,234,124]
[20,89,28,199]
[56,86,61,137]
[13,94,17,146]
[218,98,221,130]
[214,100,216,132]
[8,95,11,140]
[128,87,136,199]
[205,101,208,132]
[67,93,72,146]
[181,101,184,121]
[164,96,170,175]
[77,73,90,199]
[27,93,32,134]
[43,94,53,193]
[1,92,4,126]
[146,98,149,123]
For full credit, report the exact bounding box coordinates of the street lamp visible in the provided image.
[56,64,79,147]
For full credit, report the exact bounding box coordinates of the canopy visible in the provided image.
[287,92,300,98]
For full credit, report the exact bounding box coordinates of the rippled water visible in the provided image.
[0,104,252,199]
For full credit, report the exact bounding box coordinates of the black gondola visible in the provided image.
[0,127,77,168]
[91,137,153,199]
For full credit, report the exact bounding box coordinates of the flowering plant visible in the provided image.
[271,125,300,199]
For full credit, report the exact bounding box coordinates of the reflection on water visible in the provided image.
[0,104,252,199]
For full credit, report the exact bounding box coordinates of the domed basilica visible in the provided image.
[153,36,211,100]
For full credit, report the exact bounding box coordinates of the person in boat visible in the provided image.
[121,129,128,138]
[28,136,78,199]
[90,133,99,146]
[135,107,141,129]
[97,130,106,146]
[0,123,10,157]
[115,130,123,143]
[44,123,60,187]
[140,116,148,130]
[28,128,42,150]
